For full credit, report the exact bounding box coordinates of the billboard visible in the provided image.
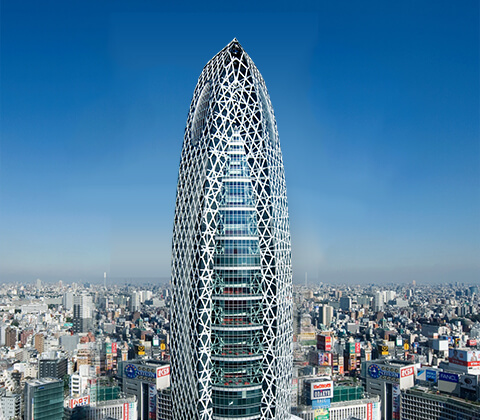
[426,370,437,382]
[318,352,332,366]
[313,399,330,420]
[123,402,129,420]
[157,365,170,378]
[317,335,332,352]
[149,384,157,419]
[392,384,400,420]
[401,366,414,378]
[367,403,372,420]
[69,395,90,409]
[449,349,480,371]
[439,372,459,383]
[355,342,361,354]
[460,374,477,390]
[112,342,118,355]
[311,381,333,400]
[380,345,389,355]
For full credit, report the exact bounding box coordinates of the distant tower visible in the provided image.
[104,272,107,289]
[171,39,293,419]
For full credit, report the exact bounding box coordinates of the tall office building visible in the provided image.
[24,378,64,420]
[171,39,293,419]
[73,294,93,333]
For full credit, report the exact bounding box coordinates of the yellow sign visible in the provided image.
[137,345,145,355]
[160,342,166,351]
[381,345,389,355]
[404,343,409,351]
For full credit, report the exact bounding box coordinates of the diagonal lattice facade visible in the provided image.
[171,39,293,420]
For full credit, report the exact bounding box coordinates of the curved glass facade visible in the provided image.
[171,39,292,420]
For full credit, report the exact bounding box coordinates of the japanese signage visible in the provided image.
[426,370,437,382]
[157,365,170,378]
[401,366,414,378]
[313,399,330,420]
[449,349,480,371]
[69,395,90,409]
[367,403,372,420]
[317,335,332,352]
[310,381,333,400]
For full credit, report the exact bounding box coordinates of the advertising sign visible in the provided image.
[401,366,414,378]
[106,343,112,354]
[439,372,459,383]
[149,384,157,419]
[69,395,90,409]
[112,342,117,355]
[460,374,477,390]
[317,335,332,352]
[311,381,333,400]
[123,402,129,420]
[157,365,170,378]
[426,370,437,382]
[449,349,480,371]
[392,384,400,419]
[380,345,389,355]
[137,345,145,356]
[355,342,361,354]
[367,402,372,420]
[313,400,330,420]
[314,408,329,420]
[318,352,332,366]
[312,399,330,409]
[367,363,399,381]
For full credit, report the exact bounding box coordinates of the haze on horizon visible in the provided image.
[1,1,479,286]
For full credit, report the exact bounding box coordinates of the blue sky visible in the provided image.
[1,1,479,284]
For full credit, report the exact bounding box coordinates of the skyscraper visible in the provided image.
[171,40,293,419]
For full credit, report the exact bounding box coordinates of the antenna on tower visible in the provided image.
[104,272,107,290]
[305,272,308,288]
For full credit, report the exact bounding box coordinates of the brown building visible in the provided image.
[5,327,17,347]
[34,333,45,354]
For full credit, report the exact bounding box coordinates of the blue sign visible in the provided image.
[426,370,437,382]
[439,372,458,383]
[312,399,331,409]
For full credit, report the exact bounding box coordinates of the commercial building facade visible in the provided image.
[24,378,64,420]
[171,39,292,419]
[400,387,480,420]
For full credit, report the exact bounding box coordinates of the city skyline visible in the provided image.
[1,1,479,285]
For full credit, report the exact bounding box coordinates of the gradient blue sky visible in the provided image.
[1,1,479,284]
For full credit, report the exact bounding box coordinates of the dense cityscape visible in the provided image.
[0,279,478,419]
[1,2,479,420]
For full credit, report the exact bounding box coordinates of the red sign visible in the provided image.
[367,403,372,420]
[112,342,118,355]
[401,366,414,377]
[69,395,90,409]
[123,402,129,420]
[157,366,170,378]
[355,342,361,354]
